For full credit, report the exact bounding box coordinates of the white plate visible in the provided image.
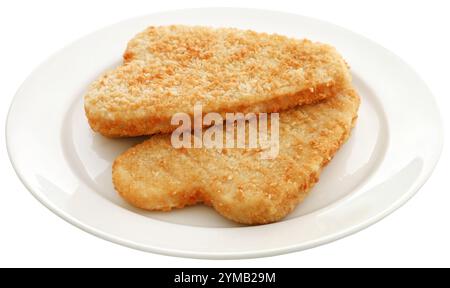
[6,8,443,259]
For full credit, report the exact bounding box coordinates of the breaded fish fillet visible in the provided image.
[85,25,350,137]
[112,86,360,224]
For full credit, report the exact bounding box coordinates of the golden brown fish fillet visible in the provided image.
[112,85,360,225]
[85,25,350,137]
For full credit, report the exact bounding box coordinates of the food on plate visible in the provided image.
[112,85,360,224]
[84,25,350,137]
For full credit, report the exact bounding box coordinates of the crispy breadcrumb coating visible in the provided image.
[112,85,360,224]
[85,25,350,137]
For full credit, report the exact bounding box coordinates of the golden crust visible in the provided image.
[112,85,360,224]
[85,25,351,137]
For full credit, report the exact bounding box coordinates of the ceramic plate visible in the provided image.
[6,8,443,259]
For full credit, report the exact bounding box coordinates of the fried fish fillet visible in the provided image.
[85,25,350,137]
[112,85,360,224]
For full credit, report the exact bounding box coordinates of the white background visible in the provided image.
[1,0,449,268]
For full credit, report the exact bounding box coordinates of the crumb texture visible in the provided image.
[112,86,360,224]
[85,25,350,137]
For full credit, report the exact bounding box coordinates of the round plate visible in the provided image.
[6,8,443,259]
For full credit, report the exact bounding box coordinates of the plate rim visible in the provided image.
[5,7,444,259]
